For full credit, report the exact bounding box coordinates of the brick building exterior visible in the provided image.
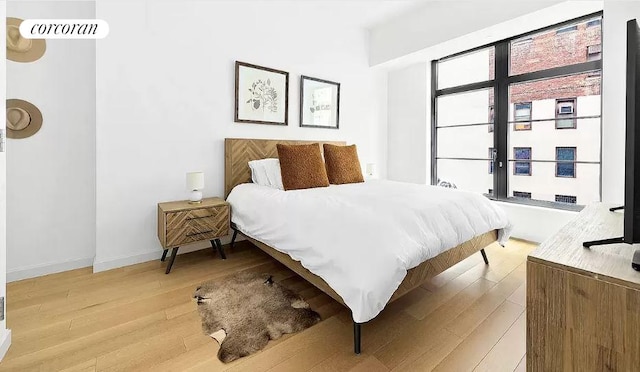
[488,18,602,116]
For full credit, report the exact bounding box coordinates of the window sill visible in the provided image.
[484,194,584,211]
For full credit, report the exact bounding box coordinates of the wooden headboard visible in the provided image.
[224,138,346,197]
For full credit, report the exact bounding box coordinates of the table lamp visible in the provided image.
[187,171,204,204]
[366,163,375,177]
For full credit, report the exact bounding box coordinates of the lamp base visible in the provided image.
[188,190,203,204]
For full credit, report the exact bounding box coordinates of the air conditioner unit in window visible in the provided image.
[559,105,574,115]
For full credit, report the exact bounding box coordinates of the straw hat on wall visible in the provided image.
[6,17,46,63]
[6,99,43,139]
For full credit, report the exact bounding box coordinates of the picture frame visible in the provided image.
[299,75,340,129]
[235,61,289,126]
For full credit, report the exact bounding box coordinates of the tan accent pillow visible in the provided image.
[276,143,330,190]
[323,144,364,185]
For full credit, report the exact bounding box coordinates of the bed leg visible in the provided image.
[354,322,361,355]
[480,248,489,265]
[230,229,238,248]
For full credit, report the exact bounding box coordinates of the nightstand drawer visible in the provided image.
[166,225,223,247]
[167,206,228,232]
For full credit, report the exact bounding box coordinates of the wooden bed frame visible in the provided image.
[224,138,498,354]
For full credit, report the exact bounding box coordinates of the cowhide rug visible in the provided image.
[194,272,321,363]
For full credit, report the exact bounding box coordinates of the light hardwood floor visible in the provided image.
[0,239,534,371]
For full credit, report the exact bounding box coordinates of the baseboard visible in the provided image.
[93,235,242,273]
[0,329,11,362]
[93,250,160,273]
[7,257,94,282]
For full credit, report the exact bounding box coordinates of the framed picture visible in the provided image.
[235,61,289,125]
[299,75,340,129]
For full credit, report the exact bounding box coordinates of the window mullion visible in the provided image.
[494,41,510,199]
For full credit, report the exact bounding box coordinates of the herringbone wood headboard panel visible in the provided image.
[224,138,346,197]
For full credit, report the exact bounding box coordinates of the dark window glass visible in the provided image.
[514,147,531,175]
[556,147,576,177]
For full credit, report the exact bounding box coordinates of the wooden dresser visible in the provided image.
[527,203,640,371]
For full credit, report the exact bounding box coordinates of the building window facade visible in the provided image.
[489,148,495,174]
[556,147,577,177]
[555,194,577,204]
[587,44,602,61]
[513,191,532,199]
[514,147,532,176]
[514,102,532,130]
[556,99,577,129]
[432,13,602,210]
[488,105,495,132]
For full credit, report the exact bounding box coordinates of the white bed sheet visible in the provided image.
[227,179,512,323]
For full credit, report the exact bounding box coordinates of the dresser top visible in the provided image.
[158,197,228,213]
[529,202,640,289]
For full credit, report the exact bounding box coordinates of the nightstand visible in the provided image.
[157,197,230,274]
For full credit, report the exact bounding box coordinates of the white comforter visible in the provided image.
[227,179,512,323]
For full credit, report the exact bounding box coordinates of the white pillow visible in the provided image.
[248,158,284,190]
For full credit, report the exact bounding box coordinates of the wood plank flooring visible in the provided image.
[0,239,535,371]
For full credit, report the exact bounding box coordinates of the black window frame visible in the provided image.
[431,12,603,211]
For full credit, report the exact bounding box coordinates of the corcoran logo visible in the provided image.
[19,19,109,39]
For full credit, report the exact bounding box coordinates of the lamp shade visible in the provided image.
[186,171,204,190]
[365,163,375,176]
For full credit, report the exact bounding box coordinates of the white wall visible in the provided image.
[370,0,566,66]
[381,1,607,243]
[6,1,96,281]
[601,0,640,204]
[94,0,387,271]
[387,63,428,183]
[0,1,11,361]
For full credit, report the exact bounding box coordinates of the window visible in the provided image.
[556,147,576,177]
[556,25,578,34]
[433,14,602,210]
[513,191,532,199]
[514,102,532,130]
[489,148,495,174]
[587,44,602,61]
[555,194,577,204]
[488,105,494,132]
[587,19,601,28]
[514,147,531,176]
[556,99,577,129]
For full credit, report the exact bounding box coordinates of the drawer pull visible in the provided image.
[186,230,214,237]
[187,215,213,221]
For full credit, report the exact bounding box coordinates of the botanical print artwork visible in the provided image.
[247,78,278,113]
[235,62,289,125]
[300,76,340,129]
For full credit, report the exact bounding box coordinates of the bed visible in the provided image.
[224,138,511,354]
